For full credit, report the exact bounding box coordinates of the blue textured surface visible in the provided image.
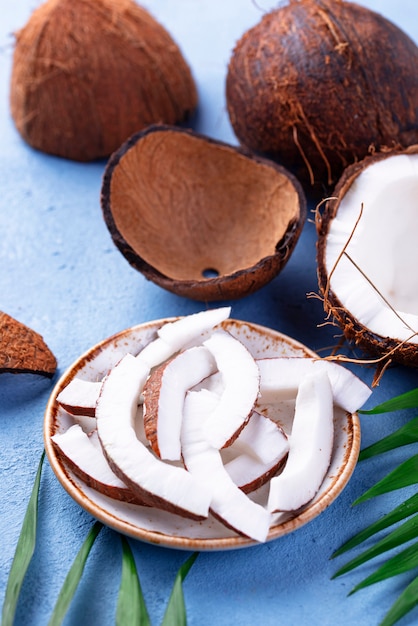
[2,1,418,625]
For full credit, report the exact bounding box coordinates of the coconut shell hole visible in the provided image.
[107,130,301,281]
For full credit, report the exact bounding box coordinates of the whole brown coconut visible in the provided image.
[226,0,418,196]
[10,0,197,161]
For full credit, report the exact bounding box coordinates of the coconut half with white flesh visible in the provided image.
[96,353,211,520]
[268,369,334,513]
[317,146,418,367]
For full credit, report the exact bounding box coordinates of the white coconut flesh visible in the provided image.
[268,370,334,513]
[51,425,139,502]
[256,357,371,414]
[181,390,272,543]
[202,329,260,448]
[325,153,418,343]
[142,345,217,461]
[225,410,289,465]
[96,353,211,520]
[56,378,102,416]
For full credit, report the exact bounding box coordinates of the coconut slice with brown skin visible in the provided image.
[96,353,211,520]
[181,389,272,542]
[142,346,217,460]
[57,378,102,417]
[222,413,289,493]
[256,357,371,413]
[0,311,57,377]
[268,369,334,513]
[202,329,260,448]
[51,425,143,505]
[137,306,231,368]
[317,146,418,367]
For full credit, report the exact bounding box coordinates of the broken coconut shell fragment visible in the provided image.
[226,0,418,196]
[0,311,57,377]
[101,125,306,301]
[10,0,197,161]
[316,145,418,368]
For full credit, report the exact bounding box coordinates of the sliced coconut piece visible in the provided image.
[142,346,217,460]
[137,306,231,368]
[224,451,285,494]
[202,329,260,449]
[267,369,334,513]
[96,353,211,520]
[230,411,289,465]
[257,357,371,413]
[182,390,272,542]
[51,425,142,504]
[56,378,102,417]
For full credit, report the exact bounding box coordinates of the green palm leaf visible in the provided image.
[353,455,418,505]
[359,416,418,461]
[1,451,45,626]
[161,552,199,626]
[380,575,418,626]
[48,521,103,626]
[332,514,418,578]
[332,492,418,558]
[116,536,150,626]
[333,388,418,626]
[359,388,418,414]
[349,542,418,595]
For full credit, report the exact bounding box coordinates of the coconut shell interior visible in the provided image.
[102,126,306,300]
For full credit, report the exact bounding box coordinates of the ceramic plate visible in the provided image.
[44,317,360,551]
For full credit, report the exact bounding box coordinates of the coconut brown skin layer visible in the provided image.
[226,0,418,197]
[316,145,418,368]
[101,125,307,301]
[0,311,57,377]
[10,0,197,161]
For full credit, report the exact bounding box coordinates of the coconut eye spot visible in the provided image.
[325,153,418,342]
[202,268,220,278]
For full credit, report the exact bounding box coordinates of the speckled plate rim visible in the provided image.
[44,317,361,551]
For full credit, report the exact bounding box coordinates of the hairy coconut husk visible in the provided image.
[100,124,307,301]
[10,0,197,161]
[0,311,57,377]
[316,145,418,368]
[226,0,418,197]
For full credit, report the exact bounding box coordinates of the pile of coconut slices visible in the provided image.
[51,307,371,543]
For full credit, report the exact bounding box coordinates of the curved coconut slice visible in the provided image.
[181,390,272,542]
[96,353,211,520]
[138,306,230,368]
[142,346,217,460]
[51,425,142,504]
[227,411,289,465]
[256,357,371,413]
[317,148,418,366]
[57,378,102,417]
[202,330,260,449]
[268,370,334,513]
[223,413,289,493]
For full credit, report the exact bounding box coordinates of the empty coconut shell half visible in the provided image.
[101,125,306,301]
[316,145,418,367]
